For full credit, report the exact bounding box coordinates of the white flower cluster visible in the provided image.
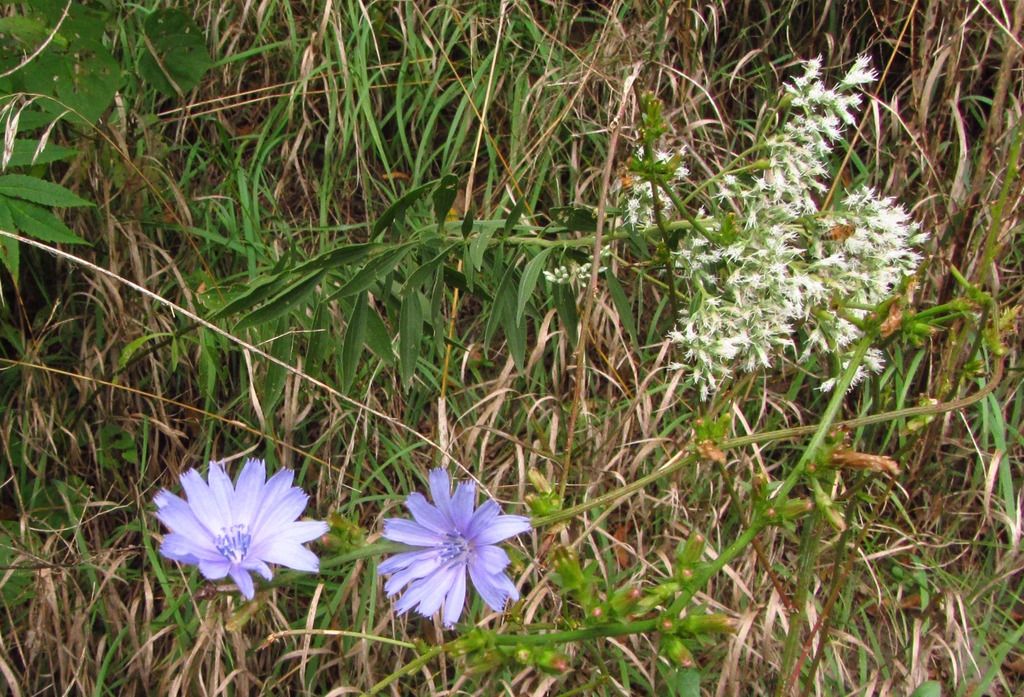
[623,148,689,228]
[544,261,593,285]
[656,57,925,399]
[544,249,610,286]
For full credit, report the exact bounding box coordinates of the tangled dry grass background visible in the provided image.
[1,1,1022,694]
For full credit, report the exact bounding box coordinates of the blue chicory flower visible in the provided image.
[379,468,532,627]
[154,457,328,600]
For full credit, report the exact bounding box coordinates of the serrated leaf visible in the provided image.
[139,9,212,96]
[1,3,116,124]
[398,291,423,386]
[0,174,91,207]
[236,271,323,329]
[515,248,551,324]
[340,292,368,392]
[4,139,77,167]
[6,197,87,244]
[0,197,19,281]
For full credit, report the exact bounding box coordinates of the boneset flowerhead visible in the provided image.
[154,457,328,600]
[379,469,532,627]
[624,56,925,399]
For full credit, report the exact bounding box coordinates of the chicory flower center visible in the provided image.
[439,532,471,564]
[215,524,252,563]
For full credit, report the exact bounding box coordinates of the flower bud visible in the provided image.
[609,586,642,616]
[678,613,737,635]
[550,546,585,592]
[527,468,553,494]
[323,512,366,553]
[675,532,705,573]
[637,580,680,612]
[660,635,695,667]
[448,628,490,657]
[534,648,570,674]
[778,497,814,520]
[526,491,562,518]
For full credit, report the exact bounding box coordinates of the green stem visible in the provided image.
[771,332,874,504]
[776,511,821,696]
[491,617,660,646]
[667,521,767,616]
[319,541,407,570]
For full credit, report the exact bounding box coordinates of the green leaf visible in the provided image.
[0,174,91,207]
[363,304,394,365]
[468,221,500,272]
[432,174,459,228]
[4,139,77,167]
[0,5,118,125]
[6,197,88,244]
[118,332,171,371]
[552,283,578,345]
[211,273,286,318]
[236,271,323,329]
[138,9,213,96]
[398,291,423,386]
[54,38,119,124]
[0,16,56,47]
[516,248,551,324]
[503,196,526,233]
[550,205,598,232]
[340,292,368,392]
[0,197,19,281]
[403,244,457,293]
[668,668,700,697]
[305,302,329,374]
[197,329,218,403]
[488,265,525,370]
[261,324,294,416]
[907,681,941,697]
[605,270,638,347]
[331,245,413,299]
[461,203,475,238]
[292,242,373,276]
[373,181,434,237]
